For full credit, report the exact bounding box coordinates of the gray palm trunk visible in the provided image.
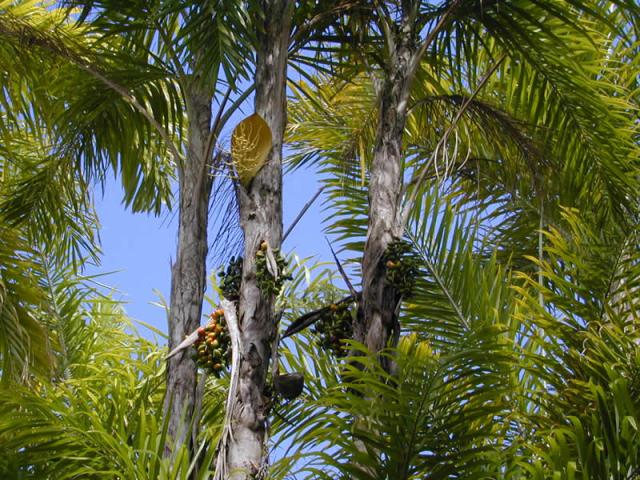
[165,83,214,450]
[358,0,455,363]
[357,15,417,366]
[223,1,292,477]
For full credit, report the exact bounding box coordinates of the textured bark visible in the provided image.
[223,1,292,478]
[165,84,213,451]
[357,9,417,367]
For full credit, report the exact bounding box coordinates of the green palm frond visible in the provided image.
[0,227,53,383]
[509,207,640,478]
[267,174,640,478]
[0,133,99,266]
[266,253,515,479]
[517,208,639,332]
[403,186,518,350]
[0,296,224,479]
[69,0,254,90]
[0,0,184,213]
[275,334,513,480]
[0,128,100,380]
[287,76,376,257]
[420,1,639,250]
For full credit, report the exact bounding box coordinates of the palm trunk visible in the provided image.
[165,84,213,451]
[357,20,416,368]
[223,1,292,477]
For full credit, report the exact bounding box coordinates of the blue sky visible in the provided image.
[89,165,332,341]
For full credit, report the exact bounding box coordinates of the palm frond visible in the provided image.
[0,227,53,383]
[0,295,224,479]
[509,208,640,477]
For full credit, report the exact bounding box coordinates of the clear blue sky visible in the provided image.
[88,166,332,341]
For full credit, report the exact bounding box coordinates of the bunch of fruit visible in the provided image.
[219,256,243,301]
[313,302,353,357]
[255,241,292,297]
[383,239,420,298]
[192,309,230,377]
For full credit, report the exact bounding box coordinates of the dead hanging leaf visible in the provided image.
[231,113,273,186]
[265,242,279,280]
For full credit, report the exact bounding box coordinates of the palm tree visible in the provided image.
[287,0,640,365]
[2,1,639,478]
[211,0,293,476]
[270,200,640,478]
[280,0,640,476]
[213,2,366,475]
[0,0,254,451]
[1,1,360,474]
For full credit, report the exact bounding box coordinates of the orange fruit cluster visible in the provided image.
[193,309,230,377]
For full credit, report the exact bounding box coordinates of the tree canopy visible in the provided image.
[1,0,639,478]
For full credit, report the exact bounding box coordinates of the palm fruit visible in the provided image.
[231,113,273,187]
[313,302,353,358]
[255,242,292,297]
[218,256,243,301]
[382,239,420,298]
[192,309,232,377]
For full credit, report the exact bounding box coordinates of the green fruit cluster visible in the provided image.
[219,256,243,301]
[383,239,420,298]
[313,303,353,357]
[192,309,230,377]
[255,241,292,297]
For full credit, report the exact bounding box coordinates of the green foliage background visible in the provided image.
[1,0,639,478]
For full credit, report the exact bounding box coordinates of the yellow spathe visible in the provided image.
[231,113,273,186]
